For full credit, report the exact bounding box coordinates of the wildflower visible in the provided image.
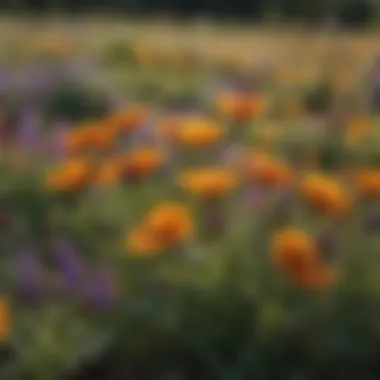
[122,146,165,181]
[107,104,148,133]
[216,91,268,122]
[355,169,380,198]
[272,228,319,274]
[45,158,92,193]
[143,202,193,247]
[175,117,223,148]
[63,126,92,154]
[178,166,237,199]
[95,158,122,186]
[52,242,87,294]
[157,114,182,139]
[85,264,118,311]
[300,173,351,215]
[272,227,338,290]
[16,109,39,150]
[13,248,44,300]
[126,226,163,257]
[245,151,292,187]
[0,296,10,340]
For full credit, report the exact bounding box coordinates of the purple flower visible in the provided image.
[52,241,87,294]
[85,265,118,311]
[16,109,40,150]
[13,248,44,300]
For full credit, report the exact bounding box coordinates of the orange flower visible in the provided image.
[245,152,292,187]
[355,169,380,198]
[178,167,237,199]
[294,265,340,290]
[126,226,163,257]
[272,228,319,274]
[272,227,338,290]
[122,147,165,180]
[175,118,223,148]
[143,202,193,247]
[107,104,148,133]
[300,173,351,215]
[0,296,10,340]
[95,158,122,186]
[157,115,181,139]
[63,127,92,154]
[46,159,92,193]
[217,91,268,122]
[85,124,116,150]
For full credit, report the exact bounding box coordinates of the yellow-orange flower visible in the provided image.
[176,118,223,148]
[122,147,165,180]
[300,173,351,215]
[107,104,148,133]
[272,228,338,290]
[157,115,181,139]
[46,159,92,193]
[63,128,92,154]
[0,296,10,340]
[178,167,237,199]
[95,158,123,186]
[143,202,193,247]
[126,226,163,257]
[272,228,319,273]
[216,91,268,122]
[245,152,292,187]
[355,169,380,198]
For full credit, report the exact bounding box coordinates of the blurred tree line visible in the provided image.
[0,0,379,27]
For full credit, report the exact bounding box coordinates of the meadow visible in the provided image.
[0,19,379,379]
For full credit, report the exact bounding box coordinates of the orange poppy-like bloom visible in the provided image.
[63,122,116,153]
[216,91,268,122]
[245,152,292,187]
[272,227,338,290]
[126,202,193,256]
[126,226,163,257]
[0,296,10,340]
[355,169,380,198]
[157,115,182,139]
[178,167,237,199]
[63,127,92,154]
[95,158,123,186]
[143,202,193,246]
[107,104,149,133]
[300,173,351,215]
[122,147,165,180]
[85,124,116,150]
[175,118,223,148]
[45,159,93,193]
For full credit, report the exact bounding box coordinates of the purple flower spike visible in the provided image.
[52,241,87,294]
[85,265,118,312]
[16,109,40,150]
[13,248,44,300]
